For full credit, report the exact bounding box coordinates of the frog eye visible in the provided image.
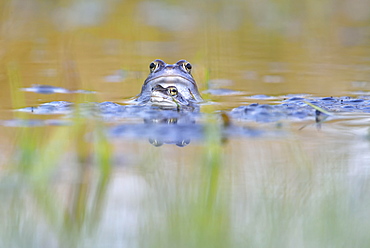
[183,62,192,73]
[167,86,178,96]
[149,61,159,72]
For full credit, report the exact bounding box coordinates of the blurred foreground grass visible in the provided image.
[2,109,370,248]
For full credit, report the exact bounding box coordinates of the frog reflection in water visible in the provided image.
[136,59,203,108]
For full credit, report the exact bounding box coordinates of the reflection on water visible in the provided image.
[2,0,370,247]
[22,84,94,94]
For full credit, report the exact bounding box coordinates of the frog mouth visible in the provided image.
[145,75,195,85]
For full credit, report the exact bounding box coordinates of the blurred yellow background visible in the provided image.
[1,0,370,108]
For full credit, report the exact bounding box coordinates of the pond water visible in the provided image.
[1,0,370,247]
